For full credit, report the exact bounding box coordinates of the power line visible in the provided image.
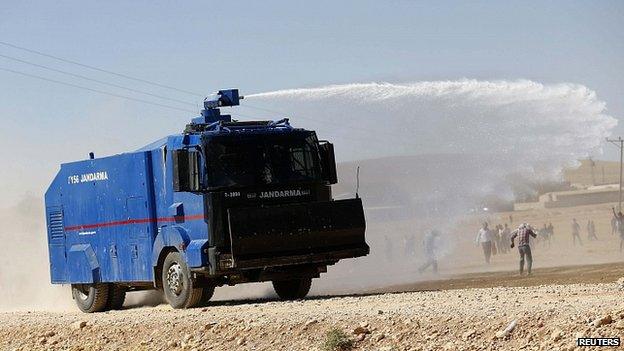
[0,63,411,146]
[0,40,203,97]
[0,42,292,122]
[0,67,197,113]
[0,53,197,106]
[0,41,422,145]
[0,64,253,119]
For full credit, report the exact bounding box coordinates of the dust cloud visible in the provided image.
[247,80,617,294]
[0,194,73,311]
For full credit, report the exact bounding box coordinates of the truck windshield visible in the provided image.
[205,132,322,189]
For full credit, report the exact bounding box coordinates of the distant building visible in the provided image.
[514,159,621,211]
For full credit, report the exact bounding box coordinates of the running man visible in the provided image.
[418,230,440,274]
[510,223,538,275]
[539,223,551,248]
[571,218,583,246]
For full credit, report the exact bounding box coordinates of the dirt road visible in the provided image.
[2,263,623,351]
[376,262,624,293]
[2,197,624,350]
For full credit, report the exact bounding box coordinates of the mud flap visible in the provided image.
[227,198,367,263]
[67,244,100,283]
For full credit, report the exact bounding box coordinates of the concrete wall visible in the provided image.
[514,201,545,211]
[515,188,620,211]
[545,190,619,208]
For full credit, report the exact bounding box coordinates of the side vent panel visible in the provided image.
[47,206,65,242]
[47,205,68,283]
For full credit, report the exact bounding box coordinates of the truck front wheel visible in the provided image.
[71,283,109,313]
[162,251,202,309]
[272,278,312,300]
[106,284,126,310]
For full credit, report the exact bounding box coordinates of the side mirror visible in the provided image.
[318,141,337,185]
[172,149,201,192]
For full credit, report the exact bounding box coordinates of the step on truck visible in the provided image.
[45,89,368,312]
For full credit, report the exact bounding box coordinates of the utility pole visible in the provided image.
[606,137,624,211]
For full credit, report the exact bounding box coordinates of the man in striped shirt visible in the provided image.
[510,223,537,275]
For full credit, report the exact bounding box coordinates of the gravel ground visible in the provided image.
[1,281,624,351]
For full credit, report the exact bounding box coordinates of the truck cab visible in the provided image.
[45,89,368,312]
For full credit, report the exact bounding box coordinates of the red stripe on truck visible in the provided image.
[64,214,205,231]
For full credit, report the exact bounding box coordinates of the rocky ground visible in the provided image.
[2,275,624,351]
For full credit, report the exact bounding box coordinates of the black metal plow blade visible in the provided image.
[227,198,367,262]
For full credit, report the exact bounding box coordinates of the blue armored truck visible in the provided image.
[45,89,368,312]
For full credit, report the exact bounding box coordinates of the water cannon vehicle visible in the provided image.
[44,89,368,312]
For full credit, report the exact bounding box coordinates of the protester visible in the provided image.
[539,223,551,248]
[418,230,440,274]
[491,225,499,256]
[612,208,624,252]
[548,223,554,240]
[497,224,507,254]
[501,223,512,253]
[510,223,538,275]
[586,219,598,241]
[589,220,598,240]
[404,234,416,258]
[476,222,494,264]
[571,218,583,246]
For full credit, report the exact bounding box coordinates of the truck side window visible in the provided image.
[291,148,306,172]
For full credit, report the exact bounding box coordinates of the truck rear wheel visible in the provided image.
[272,278,312,300]
[162,251,202,309]
[197,285,216,307]
[106,284,126,310]
[71,283,109,313]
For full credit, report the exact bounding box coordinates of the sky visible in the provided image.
[0,0,623,207]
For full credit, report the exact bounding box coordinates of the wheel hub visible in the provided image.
[75,284,89,300]
[166,263,184,296]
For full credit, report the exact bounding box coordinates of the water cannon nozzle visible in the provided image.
[204,89,241,110]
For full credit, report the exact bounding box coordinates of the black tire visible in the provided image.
[71,283,109,313]
[162,251,202,309]
[272,278,312,300]
[105,284,126,310]
[197,285,216,307]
